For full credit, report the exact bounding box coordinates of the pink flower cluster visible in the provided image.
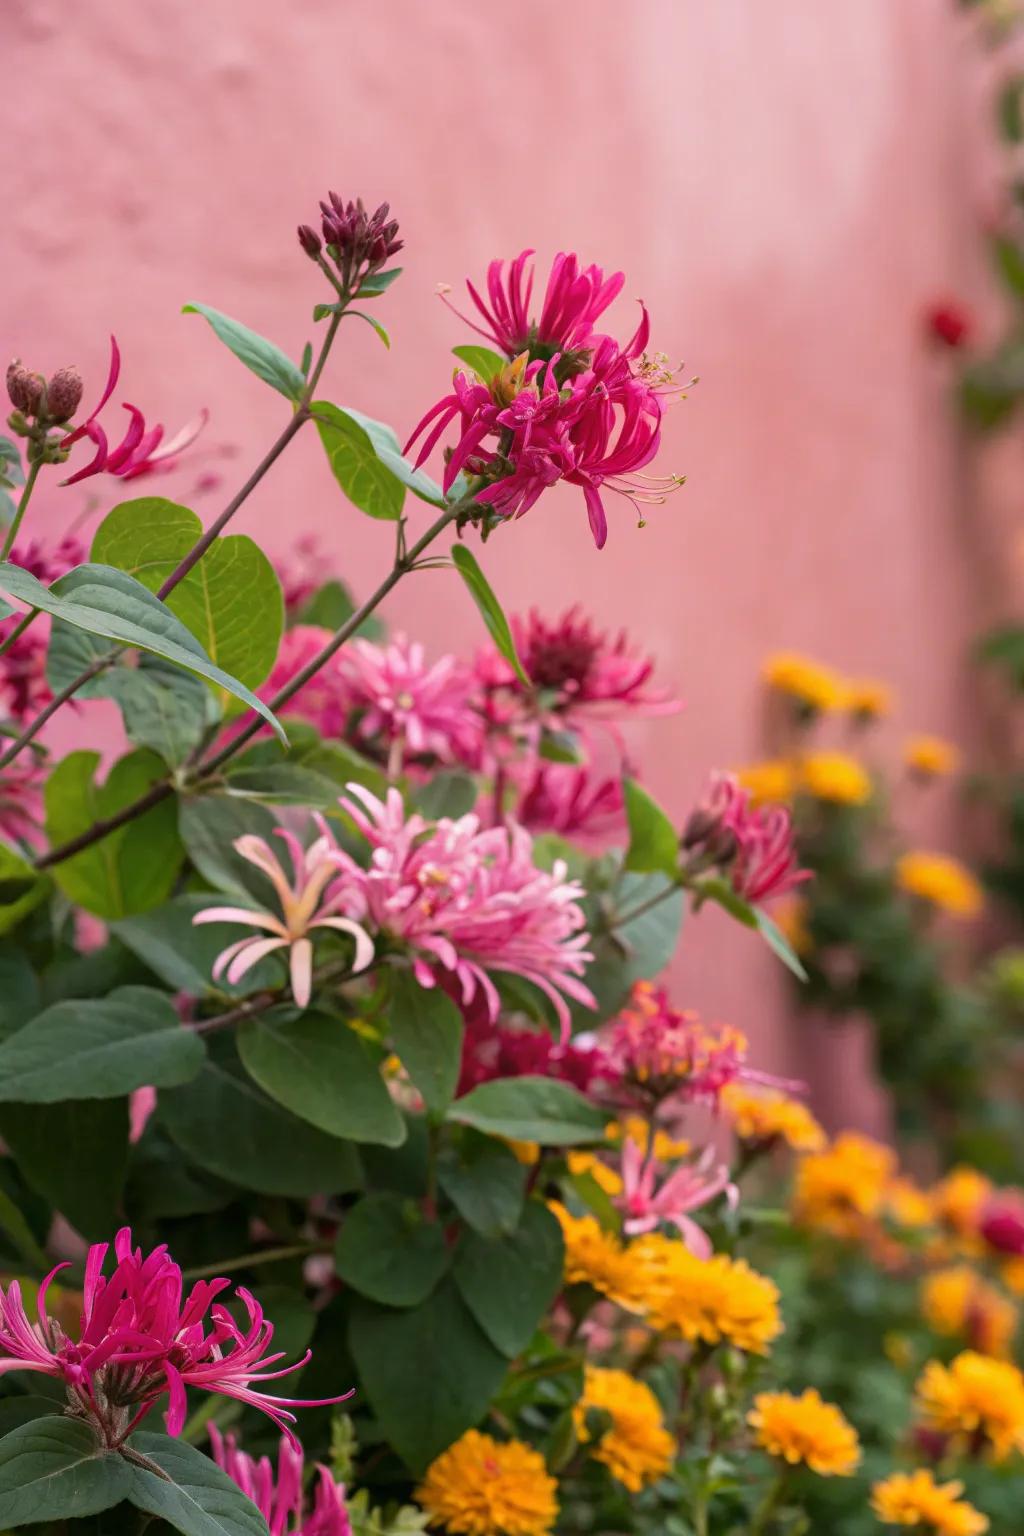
[0,1227,349,1448]
[210,1426,352,1536]
[333,784,595,1033]
[0,535,85,724]
[407,250,684,548]
[604,980,769,1109]
[684,772,809,906]
[457,1009,612,1097]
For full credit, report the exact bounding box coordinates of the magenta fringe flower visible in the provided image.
[193,822,374,1007]
[441,248,626,359]
[333,784,594,1033]
[684,773,809,905]
[259,625,350,739]
[457,1009,612,1097]
[339,634,482,769]
[0,1227,351,1448]
[618,1138,736,1255]
[210,1426,352,1536]
[61,336,207,485]
[517,764,625,847]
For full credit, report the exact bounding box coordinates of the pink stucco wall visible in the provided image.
[3,0,1004,1109]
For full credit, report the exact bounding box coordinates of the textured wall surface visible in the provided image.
[2,0,999,1111]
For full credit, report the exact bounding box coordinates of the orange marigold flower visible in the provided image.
[872,1468,988,1534]
[748,1388,860,1476]
[904,735,961,780]
[573,1365,675,1491]
[914,1352,1024,1461]
[547,1201,648,1312]
[845,678,895,719]
[799,751,872,806]
[792,1132,895,1239]
[416,1430,557,1536]
[921,1267,1019,1358]
[721,1084,825,1153]
[762,653,844,712]
[637,1239,782,1354]
[896,853,983,920]
[735,759,797,806]
[930,1167,993,1244]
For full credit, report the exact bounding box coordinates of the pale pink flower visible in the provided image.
[618,1138,736,1255]
[192,823,374,1007]
[129,1086,157,1143]
[684,772,809,905]
[210,1426,352,1536]
[339,633,482,767]
[332,784,594,1034]
[441,248,626,358]
[61,336,207,485]
[0,1227,350,1447]
[517,763,625,847]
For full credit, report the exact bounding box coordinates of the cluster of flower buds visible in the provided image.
[7,359,84,427]
[298,193,403,293]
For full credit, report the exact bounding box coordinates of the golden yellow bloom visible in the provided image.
[914,1351,1024,1461]
[887,1177,935,1231]
[896,853,984,920]
[762,652,845,712]
[573,1366,675,1491]
[904,735,961,780]
[735,758,797,806]
[748,1389,860,1476]
[416,1431,557,1536]
[921,1267,1018,1358]
[638,1239,782,1354]
[792,1132,895,1239]
[931,1168,992,1243]
[606,1117,691,1161]
[871,1469,988,1535]
[721,1084,825,1153]
[548,1202,647,1312]
[1002,1257,1024,1297]
[845,678,895,719]
[566,1151,624,1198]
[799,751,872,806]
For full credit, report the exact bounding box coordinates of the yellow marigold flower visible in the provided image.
[735,758,797,806]
[887,1177,935,1230]
[931,1168,993,1242]
[416,1430,557,1536]
[920,1267,1018,1359]
[762,652,845,712]
[566,1151,623,1198]
[639,1241,782,1354]
[606,1118,691,1161]
[799,751,872,806]
[871,1468,988,1535]
[914,1351,1024,1461]
[845,678,895,719]
[904,735,961,780]
[748,1388,860,1476]
[792,1132,895,1239]
[548,1202,647,1312]
[896,853,984,920]
[573,1366,675,1491]
[1002,1257,1024,1297]
[721,1084,825,1153]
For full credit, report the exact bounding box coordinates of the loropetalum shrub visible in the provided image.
[0,201,1010,1536]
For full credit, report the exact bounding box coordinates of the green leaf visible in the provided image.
[113,893,284,996]
[314,401,447,510]
[183,303,306,402]
[0,843,47,936]
[357,267,404,297]
[448,1076,607,1145]
[224,737,386,806]
[411,771,479,821]
[177,792,279,900]
[387,971,463,1119]
[0,986,204,1103]
[92,499,284,697]
[0,1099,128,1238]
[697,875,758,926]
[450,544,529,684]
[998,76,1024,142]
[238,1014,405,1146]
[452,344,507,382]
[622,778,680,879]
[335,1192,450,1305]
[44,749,183,919]
[0,947,38,1038]
[297,576,382,637]
[0,1182,50,1271]
[0,1416,131,1527]
[538,729,581,764]
[159,1049,363,1196]
[347,310,391,348]
[99,661,209,765]
[127,1431,271,1536]
[0,560,285,740]
[349,1279,508,1473]
[577,869,684,1022]
[755,907,808,981]
[993,234,1024,300]
[438,1135,525,1237]
[313,402,406,520]
[453,1201,563,1357]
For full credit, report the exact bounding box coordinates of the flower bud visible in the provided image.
[45,366,83,424]
[6,361,44,418]
[297,224,322,259]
